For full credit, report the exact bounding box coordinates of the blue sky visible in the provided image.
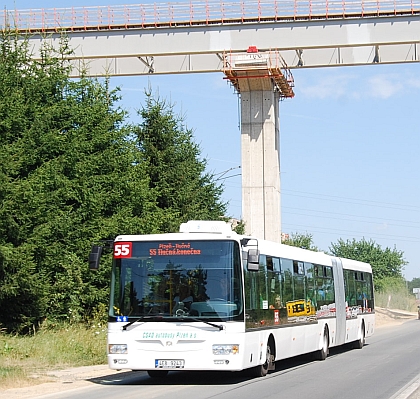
[4,1,420,281]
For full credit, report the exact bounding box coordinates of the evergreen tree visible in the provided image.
[0,33,229,332]
[0,33,155,331]
[133,91,227,232]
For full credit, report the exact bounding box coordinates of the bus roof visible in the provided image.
[114,220,372,273]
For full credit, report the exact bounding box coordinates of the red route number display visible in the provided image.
[114,242,132,258]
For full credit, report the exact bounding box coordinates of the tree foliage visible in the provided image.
[408,277,420,292]
[282,232,319,251]
[0,34,226,332]
[133,91,227,232]
[329,238,407,291]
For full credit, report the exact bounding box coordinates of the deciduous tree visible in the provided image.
[282,232,319,251]
[329,238,406,291]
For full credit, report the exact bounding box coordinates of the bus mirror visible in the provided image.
[89,245,103,271]
[247,249,260,271]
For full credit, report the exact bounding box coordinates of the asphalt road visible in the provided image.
[3,319,420,399]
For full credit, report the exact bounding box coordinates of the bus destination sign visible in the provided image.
[149,242,201,256]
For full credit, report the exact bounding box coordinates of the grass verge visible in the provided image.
[0,322,107,390]
[375,291,418,312]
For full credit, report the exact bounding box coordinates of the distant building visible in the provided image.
[281,233,290,242]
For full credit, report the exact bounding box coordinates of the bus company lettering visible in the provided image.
[345,305,371,319]
[142,331,198,339]
[346,306,360,319]
[149,242,201,256]
[316,303,337,318]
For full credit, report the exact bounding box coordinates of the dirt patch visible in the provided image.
[0,365,128,399]
[375,307,418,327]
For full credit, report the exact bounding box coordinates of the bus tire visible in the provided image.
[147,370,168,378]
[353,321,365,349]
[315,326,329,361]
[254,339,275,377]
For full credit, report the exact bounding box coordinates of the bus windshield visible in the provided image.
[109,240,243,321]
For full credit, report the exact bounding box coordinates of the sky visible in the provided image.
[3,1,420,281]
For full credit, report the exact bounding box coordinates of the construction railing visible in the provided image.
[223,48,295,98]
[1,0,419,32]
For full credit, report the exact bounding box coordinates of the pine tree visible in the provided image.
[0,34,229,332]
[134,91,227,232]
[0,33,154,331]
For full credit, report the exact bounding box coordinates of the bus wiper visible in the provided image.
[178,316,224,331]
[122,316,163,331]
[122,315,223,331]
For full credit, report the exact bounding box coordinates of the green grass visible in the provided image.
[0,322,107,389]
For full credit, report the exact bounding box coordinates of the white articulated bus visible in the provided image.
[89,220,375,378]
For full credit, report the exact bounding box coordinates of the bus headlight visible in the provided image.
[108,344,128,354]
[212,344,239,355]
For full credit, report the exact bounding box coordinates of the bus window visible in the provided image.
[266,256,274,271]
[281,258,293,304]
[305,262,315,311]
[324,267,334,302]
[314,265,335,311]
[345,269,357,307]
[268,257,282,310]
[245,254,267,311]
[366,273,375,311]
[344,268,374,313]
[293,260,304,275]
[293,261,305,302]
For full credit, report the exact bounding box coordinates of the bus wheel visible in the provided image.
[353,322,365,349]
[254,340,274,377]
[315,326,329,361]
[147,370,169,379]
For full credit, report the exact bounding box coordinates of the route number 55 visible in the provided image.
[114,243,132,258]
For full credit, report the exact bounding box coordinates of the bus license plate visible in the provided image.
[155,359,185,369]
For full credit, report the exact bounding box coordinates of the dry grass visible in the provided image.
[375,291,418,312]
[0,322,107,389]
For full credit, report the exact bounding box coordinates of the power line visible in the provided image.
[283,207,420,229]
[216,173,241,181]
[281,223,420,244]
[282,189,420,212]
[215,166,241,181]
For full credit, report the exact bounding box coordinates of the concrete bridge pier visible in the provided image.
[223,49,294,243]
[240,88,281,243]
